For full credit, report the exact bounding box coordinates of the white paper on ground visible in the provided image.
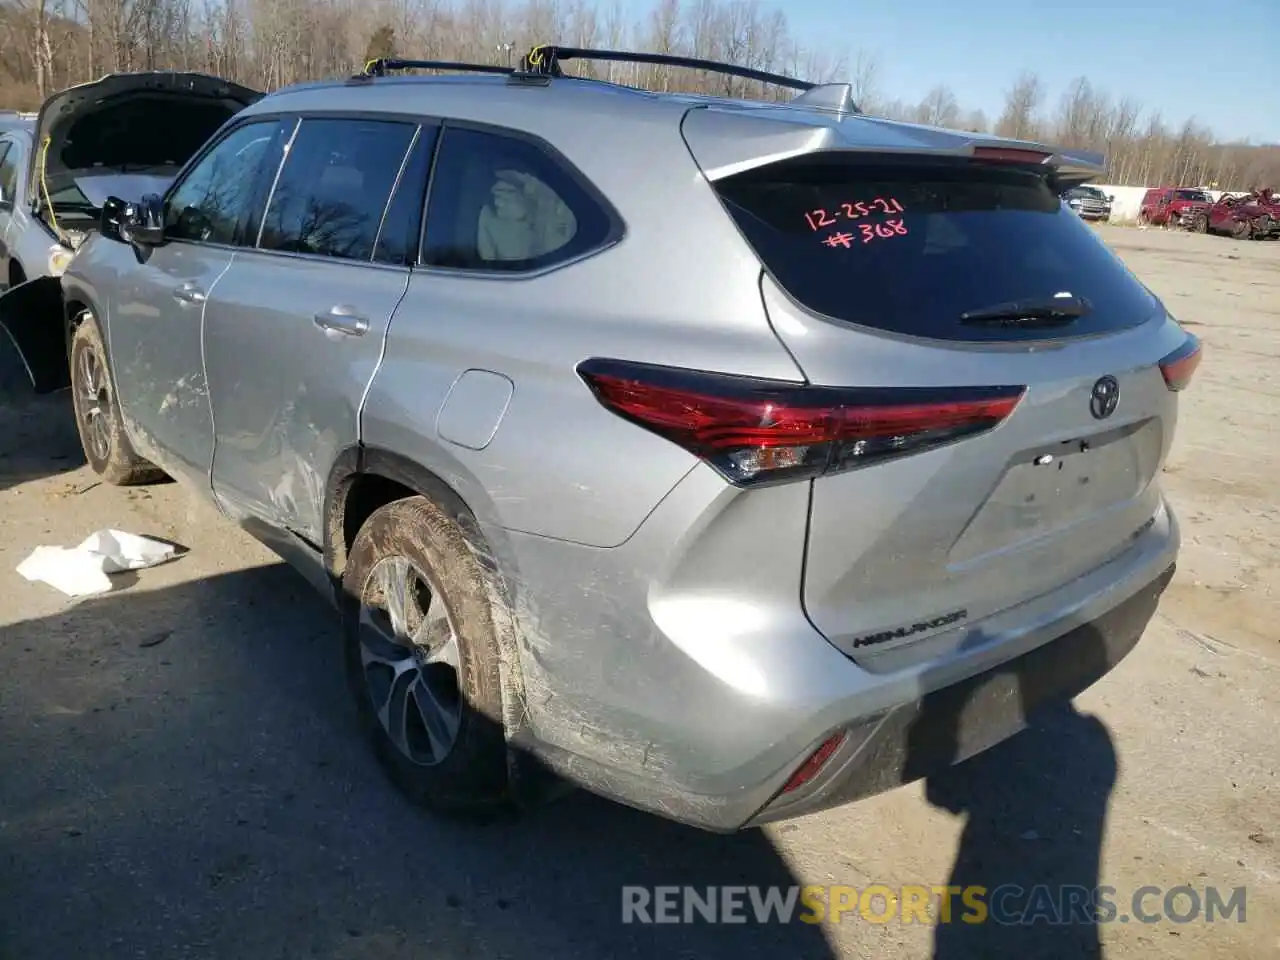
[15,529,179,598]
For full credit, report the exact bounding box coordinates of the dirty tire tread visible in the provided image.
[69,316,166,486]
[342,496,510,815]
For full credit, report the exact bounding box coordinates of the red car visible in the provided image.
[1138,186,1213,229]
[1200,189,1280,240]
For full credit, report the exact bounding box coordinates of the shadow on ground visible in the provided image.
[0,564,840,959]
[905,612,1132,960]
[0,335,84,493]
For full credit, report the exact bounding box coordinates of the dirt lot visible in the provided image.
[0,225,1276,959]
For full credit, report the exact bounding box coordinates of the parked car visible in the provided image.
[1200,188,1280,240]
[44,48,1194,832]
[0,111,34,135]
[1064,184,1113,221]
[1138,186,1213,229]
[0,72,260,389]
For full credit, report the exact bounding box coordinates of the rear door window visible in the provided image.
[373,125,437,266]
[714,155,1160,343]
[258,117,418,262]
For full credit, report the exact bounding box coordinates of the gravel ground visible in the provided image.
[1,224,1276,959]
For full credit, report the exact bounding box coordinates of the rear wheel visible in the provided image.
[68,313,166,485]
[1137,211,1151,228]
[342,496,510,815]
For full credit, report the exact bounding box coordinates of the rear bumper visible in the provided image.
[507,475,1180,832]
[745,561,1174,826]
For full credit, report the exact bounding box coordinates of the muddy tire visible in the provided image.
[68,313,166,485]
[1231,219,1251,240]
[342,496,510,815]
[1191,213,1208,234]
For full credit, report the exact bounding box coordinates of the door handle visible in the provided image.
[172,282,206,305]
[313,306,370,337]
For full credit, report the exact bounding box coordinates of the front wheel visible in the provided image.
[1191,213,1208,233]
[68,313,166,485]
[342,496,511,816]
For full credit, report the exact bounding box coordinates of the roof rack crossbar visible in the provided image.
[354,58,514,80]
[520,46,815,92]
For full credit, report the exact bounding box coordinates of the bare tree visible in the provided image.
[0,0,1275,190]
[916,84,959,128]
[995,69,1045,141]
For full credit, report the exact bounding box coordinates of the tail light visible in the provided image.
[1159,333,1201,392]
[577,358,1024,487]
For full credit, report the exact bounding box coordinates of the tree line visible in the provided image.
[2,0,1276,190]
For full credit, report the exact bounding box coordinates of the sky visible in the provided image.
[628,0,1280,144]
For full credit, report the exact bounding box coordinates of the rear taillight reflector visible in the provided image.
[782,731,848,794]
[577,358,1025,487]
[1159,333,1201,392]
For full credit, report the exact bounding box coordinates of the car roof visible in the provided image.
[242,73,1103,184]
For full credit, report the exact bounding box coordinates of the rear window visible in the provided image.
[714,156,1160,342]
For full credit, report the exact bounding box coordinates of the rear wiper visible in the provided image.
[959,294,1092,327]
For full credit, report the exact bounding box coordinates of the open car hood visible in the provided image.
[30,71,262,207]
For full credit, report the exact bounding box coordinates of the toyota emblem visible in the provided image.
[1090,376,1119,420]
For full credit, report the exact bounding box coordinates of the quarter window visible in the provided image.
[422,126,614,272]
[164,120,281,245]
[258,117,417,262]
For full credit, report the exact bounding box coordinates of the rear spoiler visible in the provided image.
[681,109,1108,185]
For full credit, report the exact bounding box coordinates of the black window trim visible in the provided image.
[154,107,627,275]
[241,109,435,272]
[160,114,294,252]
[416,117,626,280]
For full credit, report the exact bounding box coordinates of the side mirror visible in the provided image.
[100,195,128,242]
[125,193,166,247]
[1107,195,1115,203]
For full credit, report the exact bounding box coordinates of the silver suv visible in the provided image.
[60,49,1197,831]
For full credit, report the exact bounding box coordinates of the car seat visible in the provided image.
[476,169,577,262]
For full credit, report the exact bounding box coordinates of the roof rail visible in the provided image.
[518,45,815,92]
[352,58,514,81]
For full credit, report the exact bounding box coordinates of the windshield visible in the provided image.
[1068,186,1105,200]
[1175,189,1210,202]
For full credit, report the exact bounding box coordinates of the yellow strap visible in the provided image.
[39,135,62,240]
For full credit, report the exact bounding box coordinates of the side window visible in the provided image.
[258,117,417,262]
[373,125,437,266]
[0,142,17,204]
[165,120,282,245]
[422,126,615,272]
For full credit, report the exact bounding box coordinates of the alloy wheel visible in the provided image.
[358,555,463,766]
[76,344,111,463]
